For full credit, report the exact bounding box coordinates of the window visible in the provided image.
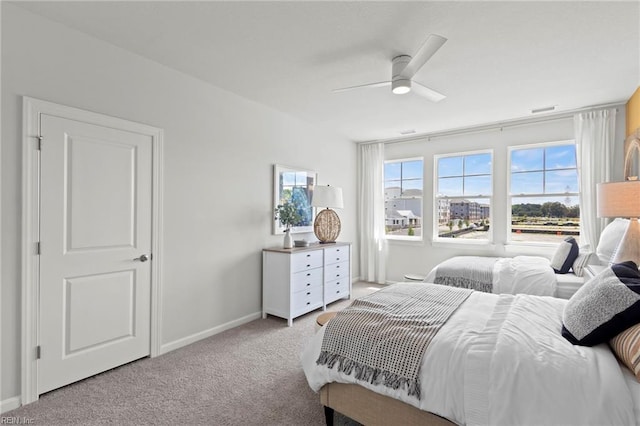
[434,151,492,241]
[384,158,423,240]
[509,141,579,243]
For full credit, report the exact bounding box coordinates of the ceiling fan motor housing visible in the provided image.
[392,55,412,94]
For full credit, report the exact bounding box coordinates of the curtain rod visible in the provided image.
[357,101,624,146]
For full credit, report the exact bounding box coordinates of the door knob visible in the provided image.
[134,254,150,262]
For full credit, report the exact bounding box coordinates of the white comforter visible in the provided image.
[301,291,636,425]
[424,255,557,296]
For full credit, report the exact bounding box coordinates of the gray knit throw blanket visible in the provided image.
[434,256,498,293]
[316,283,472,399]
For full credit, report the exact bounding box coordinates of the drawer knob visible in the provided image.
[306,292,311,295]
[336,290,340,294]
[336,274,340,277]
[306,283,311,286]
[306,302,310,305]
[306,273,311,276]
[307,264,311,267]
[336,265,340,268]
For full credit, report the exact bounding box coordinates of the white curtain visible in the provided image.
[574,108,617,250]
[358,142,387,284]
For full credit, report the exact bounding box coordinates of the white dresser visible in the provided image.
[262,242,351,326]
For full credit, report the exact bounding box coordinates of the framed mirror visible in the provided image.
[273,165,316,234]
[624,129,640,180]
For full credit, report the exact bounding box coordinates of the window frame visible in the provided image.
[384,157,424,242]
[433,149,494,245]
[507,139,579,246]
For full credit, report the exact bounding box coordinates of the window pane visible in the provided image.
[511,196,579,243]
[511,172,543,194]
[545,169,578,193]
[464,153,492,175]
[437,197,490,240]
[464,175,492,196]
[385,159,423,239]
[545,145,577,170]
[384,162,401,180]
[511,148,543,172]
[438,177,463,196]
[438,156,463,177]
[402,179,423,193]
[402,160,423,179]
[385,181,401,199]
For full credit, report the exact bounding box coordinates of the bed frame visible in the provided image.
[320,382,455,426]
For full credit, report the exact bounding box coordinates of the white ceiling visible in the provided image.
[13,1,640,142]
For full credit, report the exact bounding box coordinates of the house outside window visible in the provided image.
[509,141,579,244]
[384,158,423,240]
[434,150,493,242]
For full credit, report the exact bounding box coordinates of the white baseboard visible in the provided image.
[159,311,262,355]
[0,396,21,414]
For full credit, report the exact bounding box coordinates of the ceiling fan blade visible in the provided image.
[332,81,391,93]
[412,81,446,102]
[400,34,447,79]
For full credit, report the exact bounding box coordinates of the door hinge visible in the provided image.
[36,346,41,360]
[36,242,41,255]
[37,136,43,150]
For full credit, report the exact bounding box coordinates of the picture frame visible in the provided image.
[273,164,316,234]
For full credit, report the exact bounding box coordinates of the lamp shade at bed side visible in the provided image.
[597,181,640,267]
[312,185,344,243]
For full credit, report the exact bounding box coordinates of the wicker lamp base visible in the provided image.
[314,208,341,243]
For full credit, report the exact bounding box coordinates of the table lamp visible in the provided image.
[597,180,640,266]
[311,185,344,243]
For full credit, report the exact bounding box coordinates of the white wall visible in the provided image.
[384,113,627,282]
[0,4,357,403]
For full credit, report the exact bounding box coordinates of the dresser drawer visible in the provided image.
[325,279,348,303]
[324,246,349,266]
[291,250,323,272]
[325,261,348,282]
[292,268,323,293]
[293,286,323,315]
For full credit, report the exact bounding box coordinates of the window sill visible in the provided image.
[431,239,496,250]
[504,242,558,257]
[386,237,424,245]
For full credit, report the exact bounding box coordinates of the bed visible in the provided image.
[423,254,584,297]
[424,255,559,295]
[302,268,640,425]
[421,218,633,298]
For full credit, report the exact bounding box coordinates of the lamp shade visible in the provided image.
[597,181,640,218]
[312,185,344,209]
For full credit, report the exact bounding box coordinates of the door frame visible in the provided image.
[21,96,164,405]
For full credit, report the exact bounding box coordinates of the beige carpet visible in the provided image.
[6,282,383,425]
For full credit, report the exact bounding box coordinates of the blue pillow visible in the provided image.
[562,261,640,346]
[550,236,579,274]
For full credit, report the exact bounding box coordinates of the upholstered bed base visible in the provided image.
[320,383,455,426]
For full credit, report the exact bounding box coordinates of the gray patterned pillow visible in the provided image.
[550,237,579,274]
[562,261,640,346]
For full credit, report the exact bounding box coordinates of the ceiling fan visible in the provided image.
[333,34,447,102]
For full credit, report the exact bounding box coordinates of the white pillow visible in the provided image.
[572,252,592,277]
[596,218,630,264]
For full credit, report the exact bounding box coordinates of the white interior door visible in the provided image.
[38,114,153,394]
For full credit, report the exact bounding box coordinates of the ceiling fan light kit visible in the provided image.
[392,55,412,94]
[333,34,447,102]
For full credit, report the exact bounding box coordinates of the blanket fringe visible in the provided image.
[316,351,421,399]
